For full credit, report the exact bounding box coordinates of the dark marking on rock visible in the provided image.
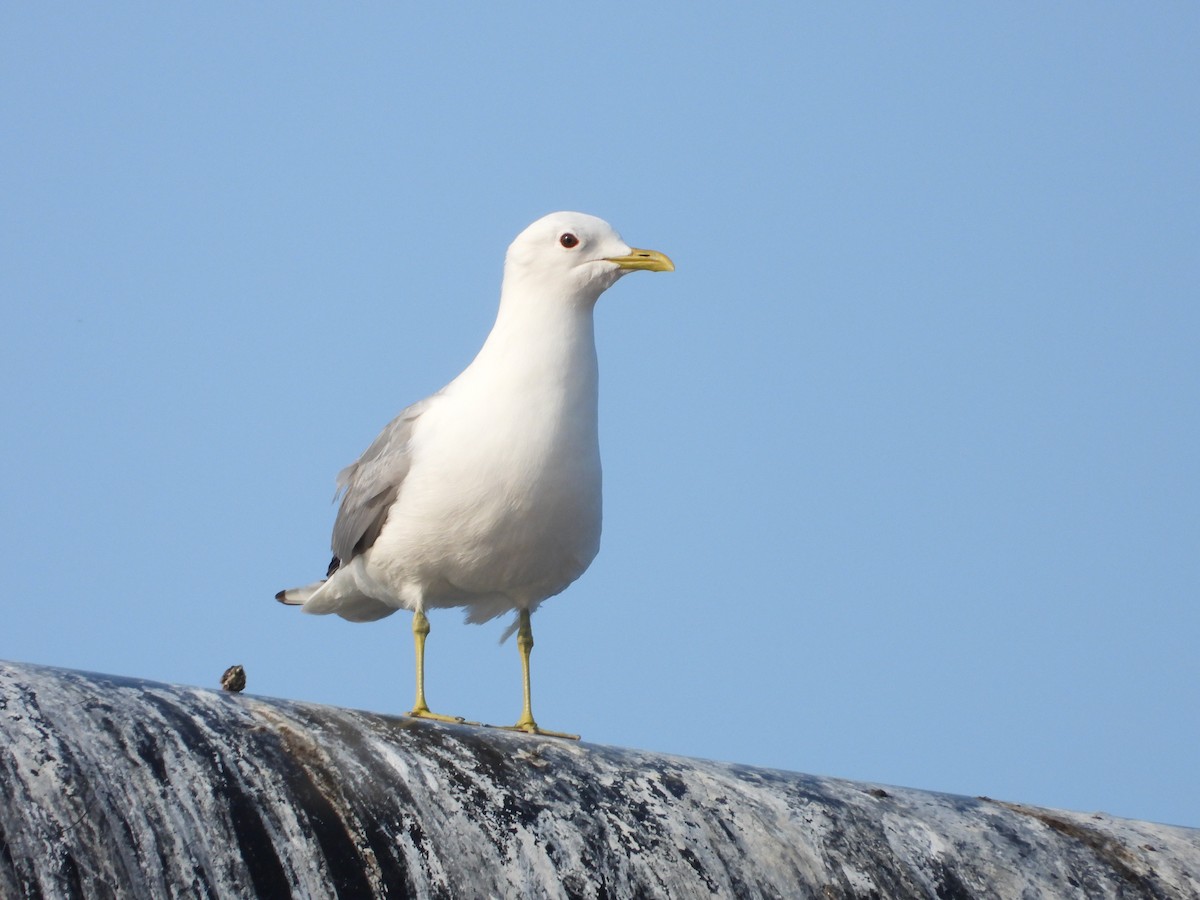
[225,777,293,900]
[934,861,975,900]
[997,801,1172,897]
[134,728,169,784]
[661,772,689,800]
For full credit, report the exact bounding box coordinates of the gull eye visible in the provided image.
[559,233,579,249]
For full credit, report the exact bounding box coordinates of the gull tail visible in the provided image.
[274,555,342,605]
[275,581,324,606]
[276,568,398,623]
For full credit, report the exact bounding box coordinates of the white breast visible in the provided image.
[363,303,603,616]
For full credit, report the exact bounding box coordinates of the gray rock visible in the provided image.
[1,660,1197,898]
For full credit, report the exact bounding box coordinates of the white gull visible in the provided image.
[278,212,673,737]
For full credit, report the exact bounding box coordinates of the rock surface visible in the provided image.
[1,659,1197,899]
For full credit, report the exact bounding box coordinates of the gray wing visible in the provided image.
[330,396,433,565]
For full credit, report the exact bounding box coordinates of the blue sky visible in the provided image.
[3,6,1197,827]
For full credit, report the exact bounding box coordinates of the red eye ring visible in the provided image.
[559,233,579,249]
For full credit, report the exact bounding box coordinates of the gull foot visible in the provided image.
[407,707,479,726]
[497,721,580,741]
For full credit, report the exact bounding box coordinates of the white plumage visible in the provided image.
[278,212,673,734]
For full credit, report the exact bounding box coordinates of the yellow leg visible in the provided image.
[407,610,475,725]
[501,609,579,740]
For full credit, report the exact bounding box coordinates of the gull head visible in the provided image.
[503,212,674,308]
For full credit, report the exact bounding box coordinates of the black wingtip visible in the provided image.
[275,589,290,604]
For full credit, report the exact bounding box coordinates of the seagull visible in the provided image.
[277,212,673,737]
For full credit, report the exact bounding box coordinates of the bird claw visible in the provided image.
[497,721,580,741]
[407,708,479,727]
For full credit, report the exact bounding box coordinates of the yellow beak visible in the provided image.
[605,248,675,273]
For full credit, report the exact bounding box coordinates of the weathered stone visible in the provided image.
[2,660,1197,898]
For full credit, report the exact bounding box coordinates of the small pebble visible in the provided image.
[221,665,246,692]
